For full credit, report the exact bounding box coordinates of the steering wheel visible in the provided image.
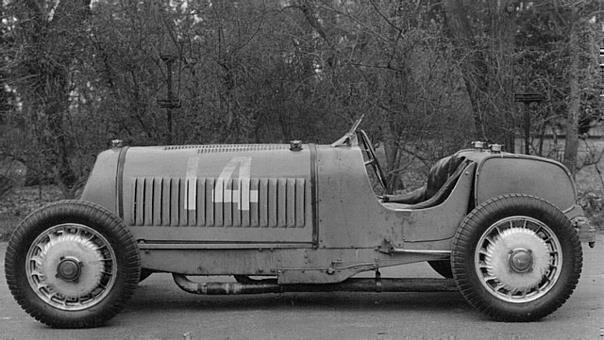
[358,130,388,191]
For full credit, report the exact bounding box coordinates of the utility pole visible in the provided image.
[599,47,603,98]
[157,55,180,145]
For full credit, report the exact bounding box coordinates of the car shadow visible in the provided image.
[129,278,469,314]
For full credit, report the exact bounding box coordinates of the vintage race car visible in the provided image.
[4,117,596,328]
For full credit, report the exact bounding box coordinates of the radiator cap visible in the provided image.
[290,140,303,152]
[111,139,124,149]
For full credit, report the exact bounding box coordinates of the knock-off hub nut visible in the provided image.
[56,257,82,282]
[508,248,533,273]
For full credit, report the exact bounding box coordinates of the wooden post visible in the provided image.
[524,102,531,155]
[514,93,545,155]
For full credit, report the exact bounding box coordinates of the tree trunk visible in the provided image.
[382,109,401,194]
[0,176,12,199]
[443,0,516,147]
[45,70,79,199]
[563,18,581,176]
[16,0,92,198]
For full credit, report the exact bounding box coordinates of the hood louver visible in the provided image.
[131,176,306,228]
[162,144,288,153]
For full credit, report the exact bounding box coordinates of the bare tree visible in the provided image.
[4,0,92,197]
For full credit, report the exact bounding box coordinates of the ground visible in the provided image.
[0,234,602,339]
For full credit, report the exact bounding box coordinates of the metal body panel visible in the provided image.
[80,149,120,214]
[316,145,475,248]
[476,157,575,211]
[456,149,577,211]
[140,247,449,284]
[121,145,313,243]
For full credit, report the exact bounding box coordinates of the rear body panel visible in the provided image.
[457,150,579,213]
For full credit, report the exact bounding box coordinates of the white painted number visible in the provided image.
[184,156,259,211]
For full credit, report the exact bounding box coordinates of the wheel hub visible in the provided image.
[508,248,533,273]
[56,257,82,282]
[485,227,551,293]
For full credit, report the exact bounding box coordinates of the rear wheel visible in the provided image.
[4,200,140,328]
[451,194,582,321]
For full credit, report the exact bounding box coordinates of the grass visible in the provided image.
[0,185,63,241]
[0,213,20,241]
[575,162,604,230]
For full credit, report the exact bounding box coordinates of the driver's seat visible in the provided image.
[381,155,470,210]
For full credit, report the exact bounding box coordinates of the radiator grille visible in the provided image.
[131,177,306,228]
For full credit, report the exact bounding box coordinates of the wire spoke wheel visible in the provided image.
[452,194,582,322]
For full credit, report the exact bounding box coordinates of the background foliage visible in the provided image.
[0,1,602,231]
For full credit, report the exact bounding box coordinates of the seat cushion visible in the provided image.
[382,155,469,209]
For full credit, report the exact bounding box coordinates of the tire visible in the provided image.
[451,194,582,322]
[428,260,453,279]
[4,200,141,328]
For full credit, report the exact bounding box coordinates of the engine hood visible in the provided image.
[122,144,311,179]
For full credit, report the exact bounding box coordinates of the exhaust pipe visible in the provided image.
[173,274,458,295]
[173,274,281,295]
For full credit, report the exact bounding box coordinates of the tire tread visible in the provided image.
[451,194,582,321]
[4,200,141,328]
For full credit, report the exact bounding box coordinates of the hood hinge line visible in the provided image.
[310,143,319,248]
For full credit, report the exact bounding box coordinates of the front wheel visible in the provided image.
[4,200,141,328]
[451,194,582,321]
